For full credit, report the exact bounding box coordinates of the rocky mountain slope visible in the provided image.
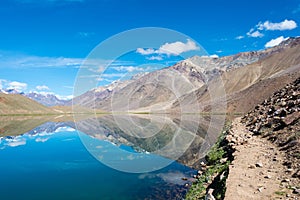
[173,37,300,113]
[242,77,300,176]
[25,92,68,106]
[224,76,300,199]
[73,37,300,113]
[69,79,132,108]
[186,76,300,200]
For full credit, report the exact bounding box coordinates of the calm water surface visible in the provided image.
[0,115,206,200]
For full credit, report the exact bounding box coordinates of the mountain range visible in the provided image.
[72,37,300,114]
[0,89,67,107]
[0,37,299,114]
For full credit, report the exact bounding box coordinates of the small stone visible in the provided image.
[231,138,237,144]
[205,188,215,200]
[264,175,272,179]
[286,168,293,172]
[281,179,290,183]
[200,161,206,167]
[258,187,263,192]
[293,189,300,194]
[255,162,263,168]
[220,171,226,180]
[201,166,207,171]
[220,158,228,164]
[248,164,256,169]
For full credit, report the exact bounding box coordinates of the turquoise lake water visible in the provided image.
[0,121,195,200]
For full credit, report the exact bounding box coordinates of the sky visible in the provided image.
[0,0,299,98]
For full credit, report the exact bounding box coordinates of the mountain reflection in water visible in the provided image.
[0,114,224,200]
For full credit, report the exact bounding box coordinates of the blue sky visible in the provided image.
[0,0,299,98]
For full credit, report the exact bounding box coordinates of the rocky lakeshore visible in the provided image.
[186,77,300,199]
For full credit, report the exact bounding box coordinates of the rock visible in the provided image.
[205,188,216,200]
[182,177,188,181]
[286,168,293,172]
[258,187,264,192]
[231,138,237,144]
[255,162,263,168]
[248,164,256,169]
[282,111,300,125]
[293,188,300,194]
[264,175,272,179]
[200,161,206,167]
[281,179,290,183]
[220,171,226,180]
[220,158,228,164]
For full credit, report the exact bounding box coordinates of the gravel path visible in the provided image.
[224,118,299,200]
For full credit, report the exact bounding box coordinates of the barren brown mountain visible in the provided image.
[71,37,300,114]
[173,37,300,113]
[0,93,55,114]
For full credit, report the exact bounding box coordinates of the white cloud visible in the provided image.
[136,48,156,55]
[0,51,135,75]
[35,137,49,143]
[147,56,163,61]
[112,66,143,73]
[235,35,244,40]
[56,94,74,100]
[158,39,200,56]
[136,39,200,57]
[36,85,50,91]
[8,81,27,91]
[247,30,264,38]
[258,19,297,31]
[101,73,124,78]
[265,36,289,48]
[246,19,297,39]
[210,54,219,58]
[6,139,26,147]
[0,53,84,69]
[54,126,76,133]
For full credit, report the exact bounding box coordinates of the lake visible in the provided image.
[0,114,225,200]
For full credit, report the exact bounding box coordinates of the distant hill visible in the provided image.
[0,93,56,114]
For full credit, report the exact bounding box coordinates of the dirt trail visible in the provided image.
[225,118,299,200]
